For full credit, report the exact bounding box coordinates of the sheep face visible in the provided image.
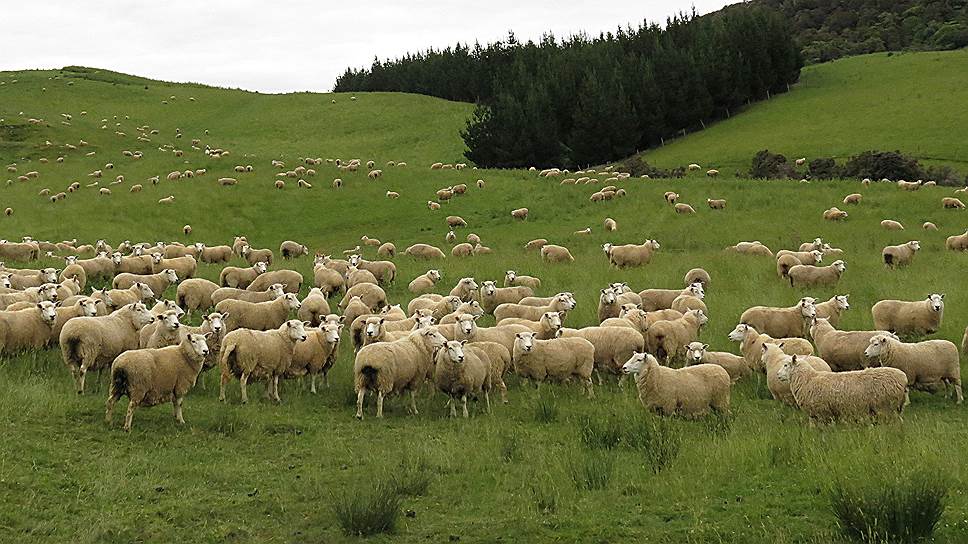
[322,323,342,344]
[459,278,478,292]
[728,324,751,342]
[283,293,301,310]
[864,335,892,359]
[131,303,155,327]
[443,341,466,364]
[135,283,155,301]
[254,262,269,274]
[686,342,707,365]
[798,299,817,319]
[111,253,124,265]
[348,254,361,266]
[445,296,461,311]
[775,355,798,382]
[600,289,617,305]
[187,333,210,358]
[151,253,163,265]
[161,299,185,317]
[204,313,226,334]
[37,301,58,324]
[41,268,58,283]
[65,256,77,264]
[481,281,497,296]
[157,311,181,332]
[194,242,205,252]
[364,317,384,338]
[78,298,98,317]
[554,293,577,310]
[268,284,286,298]
[832,261,847,273]
[414,315,436,330]
[688,283,705,299]
[834,295,850,311]
[601,243,612,255]
[458,314,478,335]
[505,271,516,283]
[514,332,536,353]
[541,312,562,331]
[285,320,308,342]
[608,283,630,294]
[908,241,921,252]
[418,327,447,350]
[928,294,945,312]
[0,275,10,289]
[622,352,649,375]
[648,240,661,250]
[40,284,58,301]
[811,250,824,263]
[162,269,179,285]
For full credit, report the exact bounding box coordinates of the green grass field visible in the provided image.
[641,50,968,175]
[1,62,968,543]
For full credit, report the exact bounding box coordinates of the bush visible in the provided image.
[808,157,840,179]
[841,150,924,182]
[749,149,796,179]
[923,164,964,187]
[333,485,402,537]
[613,155,675,178]
[830,472,947,543]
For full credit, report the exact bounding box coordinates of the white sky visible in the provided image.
[2,1,735,93]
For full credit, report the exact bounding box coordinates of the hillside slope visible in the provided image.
[641,50,968,175]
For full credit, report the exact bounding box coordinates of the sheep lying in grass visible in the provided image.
[622,352,730,418]
[504,270,541,289]
[287,322,342,393]
[479,281,533,315]
[740,297,817,338]
[449,277,479,302]
[809,317,894,372]
[434,340,492,418]
[216,292,300,331]
[725,241,773,257]
[540,244,575,263]
[559,325,645,381]
[219,320,308,404]
[60,303,155,394]
[512,332,594,397]
[644,309,708,364]
[872,294,944,336]
[776,353,907,425]
[761,343,831,405]
[603,240,660,268]
[815,294,850,327]
[405,243,446,259]
[946,229,968,251]
[408,269,442,294]
[494,293,575,324]
[788,260,846,287]
[865,334,962,403]
[684,342,750,382]
[377,242,396,257]
[105,333,211,431]
[0,301,59,353]
[354,328,446,419]
[728,323,814,372]
[882,240,920,267]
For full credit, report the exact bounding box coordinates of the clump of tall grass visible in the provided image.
[568,450,614,491]
[575,412,682,474]
[333,484,402,537]
[830,471,947,543]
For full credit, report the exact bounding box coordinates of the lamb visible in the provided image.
[176,278,219,314]
[219,262,268,288]
[113,268,178,295]
[504,270,541,290]
[60,303,156,394]
[139,310,183,348]
[809,317,893,372]
[881,219,905,231]
[494,293,576,324]
[241,245,273,265]
[558,325,645,380]
[684,342,750,382]
[946,229,968,251]
[603,217,617,231]
[313,264,345,297]
[643,309,708,364]
[451,243,473,257]
[823,207,849,221]
[216,292,301,331]
[434,340,492,417]
[341,283,387,312]
[814,294,851,327]
[739,297,817,338]
[540,244,574,263]
[843,193,862,205]
[872,294,944,336]
[510,208,529,220]
[865,334,961,403]
[524,239,547,252]
[942,197,966,209]
[287,322,342,392]
[725,241,773,257]
[776,354,907,424]
[105,282,155,308]
[297,288,331,327]
[105,333,211,431]
[883,239,922,267]
[683,268,711,289]
[707,199,726,210]
[354,328,446,418]
[622,352,730,418]
[0,301,59,353]
[674,203,696,214]
[761,343,831,405]
[211,283,285,306]
[788,260,846,287]
[446,216,467,228]
[408,269,442,294]
[512,332,595,397]
[405,243,446,259]
[151,254,197,279]
[219,320,308,404]
[449,277,478,302]
[280,241,309,259]
[479,281,533,314]
[247,269,303,293]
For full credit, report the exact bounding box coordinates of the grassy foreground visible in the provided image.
[0,66,967,543]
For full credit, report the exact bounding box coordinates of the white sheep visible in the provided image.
[644,309,708,364]
[479,281,533,315]
[946,229,968,251]
[871,294,944,336]
[504,270,541,290]
[684,342,750,382]
[434,340,492,417]
[603,240,660,268]
[218,320,308,404]
[882,240,920,267]
[219,262,268,288]
[622,352,730,418]
[512,332,594,397]
[788,260,846,287]
[558,325,645,381]
[0,301,59,353]
[809,317,893,372]
[739,297,817,338]
[814,294,851,327]
[288,322,342,392]
[761,342,831,405]
[216,292,300,331]
[865,334,962,403]
[540,244,574,263]
[408,269,442,294]
[354,328,446,419]
[728,323,814,372]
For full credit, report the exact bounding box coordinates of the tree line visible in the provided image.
[335,6,802,168]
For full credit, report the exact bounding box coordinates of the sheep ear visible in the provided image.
[460,340,467,346]
[303,321,311,327]
[204,332,213,338]
[703,344,709,350]
[155,315,164,321]
[338,316,346,323]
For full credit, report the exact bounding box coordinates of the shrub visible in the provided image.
[842,150,923,182]
[808,157,840,179]
[613,155,676,178]
[750,149,796,179]
[333,485,402,537]
[830,472,947,543]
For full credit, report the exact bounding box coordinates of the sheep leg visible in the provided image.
[484,391,491,414]
[77,365,88,394]
[355,389,366,420]
[310,375,317,395]
[497,379,508,404]
[272,376,281,403]
[123,400,136,432]
[105,392,120,424]
[954,381,964,404]
[218,372,229,402]
[585,378,595,399]
[376,391,385,418]
[239,373,249,404]
[447,398,456,418]
[461,395,469,418]
[173,397,185,424]
[408,391,419,415]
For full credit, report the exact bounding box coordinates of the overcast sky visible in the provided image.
[3,1,735,93]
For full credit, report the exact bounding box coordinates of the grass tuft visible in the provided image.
[333,485,403,537]
[830,471,947,543]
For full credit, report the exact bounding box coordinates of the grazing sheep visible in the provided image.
[881,219,905,231]
[946,229,968,251]
[524,239,547,252]
[105,333,211,431]
[923,222,938,231]
[176,278,219,315]
[706,169,719,178]
[216,293,301,331]
[219,320,308,404]
[405,243,446,259]
[823,207,849,221]
[247,269,303,294]
[843,193,862,205]
[622,352,730,418]
[810,317,893,372]
[377,242,396,257]
[280,241,309,260]
[942,197,966,209]
[446,215,467,228]
[814,294,851,328]
[684,342,750,382]
[788,260,846,288]
[341,283,387,312]
[219,262,268,289]
[288,322,342,392]
[540,244,574,263]
[504,270,541,290]
[707,199,726,210]
[512,332,595,397]
[776,250,823,266]
[725,241,773,257]
[354,328,445,418]
[740,297,817,338]
[882,240,920,267]
[451,243,473,257]
[728,323,814,371]
[663,192,679,205]
[510,208,529,220]
[776,354,907,424]
[559,325,645,380]
[434,340,492,417]
[674,203,696,214]
[644,309,707,364]
[603,217,617,231]
[865,334,960,403]
[60,303,155,394]
[297,288,332,327]
[683,268,710,289]
[603,240,660,268]
[761,343,831,405]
